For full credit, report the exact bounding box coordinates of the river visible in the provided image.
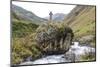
[20,42,95,65]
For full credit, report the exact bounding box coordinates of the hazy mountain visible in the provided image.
[12,4,47,25]
[45,13,66,22]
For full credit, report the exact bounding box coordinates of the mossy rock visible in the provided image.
[35,23,74,54]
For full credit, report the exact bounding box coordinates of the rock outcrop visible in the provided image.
[35,23,74,54]
[64,51,75,62]
[79,35,95,47]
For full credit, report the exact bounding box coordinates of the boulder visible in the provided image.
[79,35,95,44]
[64,51,75,62]
[35,23,74,54]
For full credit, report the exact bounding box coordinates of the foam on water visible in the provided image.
[20,55,67,65]
[70,42,95,55]
[20,42,95,65]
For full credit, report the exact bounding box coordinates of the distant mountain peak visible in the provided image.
[45,13,66,22]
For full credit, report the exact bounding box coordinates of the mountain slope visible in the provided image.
[52,13,66,21]
[11,4,43,64]
[12,4,47,25]
[63,5,96,46]
[64,5,96,37]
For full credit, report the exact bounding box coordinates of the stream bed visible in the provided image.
[20,42,95,65]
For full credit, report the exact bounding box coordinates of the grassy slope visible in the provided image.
[12,13,42,64]
[12,20,38,38]
[64,6,95,38]
[63,6,96,47]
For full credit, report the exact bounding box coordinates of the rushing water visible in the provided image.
[20,42,95,65]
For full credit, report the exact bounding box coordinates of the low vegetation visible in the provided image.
[12,20,38,38]
[11,19,42,64]
[12,35,42,64]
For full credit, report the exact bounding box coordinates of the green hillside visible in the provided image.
[12,4,47,25]
[63,5,96,47]
[11,5,43,64]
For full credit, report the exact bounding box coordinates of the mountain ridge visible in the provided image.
[12,4,47,25]
[63,5,96,46]
[45,13,66,22]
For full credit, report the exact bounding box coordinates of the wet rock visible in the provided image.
[64,51,75,62]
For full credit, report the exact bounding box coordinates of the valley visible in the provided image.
[11,4,96,65]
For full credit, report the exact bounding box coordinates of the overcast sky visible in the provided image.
[12,1,76,18]
[18,0,96,4]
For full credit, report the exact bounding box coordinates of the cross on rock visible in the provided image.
[49,11,53,22]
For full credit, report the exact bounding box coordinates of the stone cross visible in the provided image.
[49,11,53,22]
